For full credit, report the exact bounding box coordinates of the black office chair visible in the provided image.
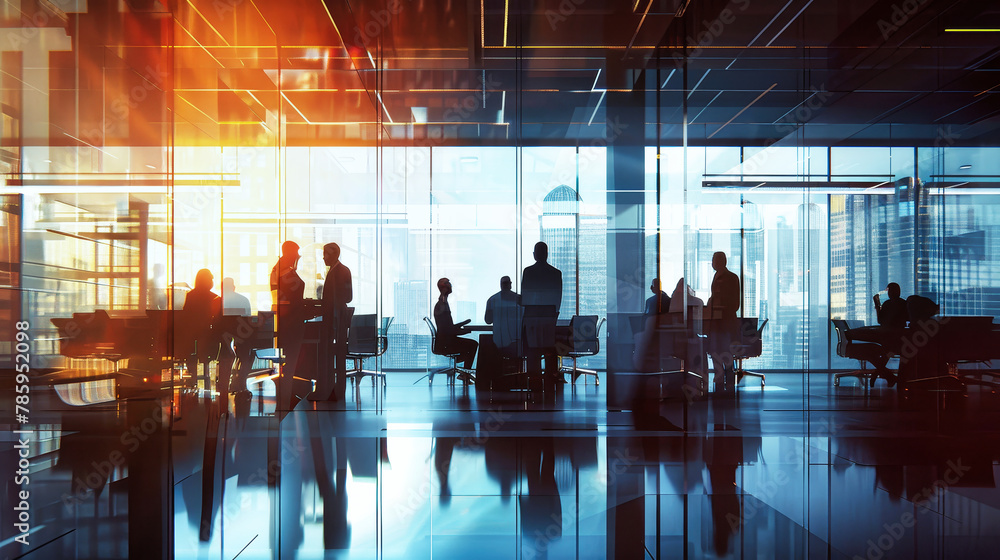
[633,311,708,396]
[417,316,474,385]
[560,315,605,385]
[733,318,767,387]
[346,315,390,388]
[832,319,884,389]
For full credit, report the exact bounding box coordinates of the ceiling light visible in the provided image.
[959,165,972,170]
[945,28,1000,32]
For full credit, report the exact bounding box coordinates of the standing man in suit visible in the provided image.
[707,252,741,392]
[521,242,563,390]
[320,242,353,401]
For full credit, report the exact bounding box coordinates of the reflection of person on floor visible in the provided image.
[320,242,353,401]
[485,275,522,358]
[707,252,740,392]
[644,278,670,315]
[521,242,563,389]
[520,437,562,558]
[434,277,478,375]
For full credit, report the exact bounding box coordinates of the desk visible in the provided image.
[465,324,493,332]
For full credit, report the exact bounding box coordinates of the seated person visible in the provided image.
[663,278,706,378]
[485,275,522,358]
[874,282,908,328]
[848,282,913,387]
[644,278,670,315]
[182,269,222,378]
[906,294,939,323]
[434,278,478,377]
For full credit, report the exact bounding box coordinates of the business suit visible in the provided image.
[521,259,563,386]
[485,289,522,357]
[321,261,353,400]
[708,265,740,390]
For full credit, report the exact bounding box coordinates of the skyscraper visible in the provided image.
[540,185,581,318]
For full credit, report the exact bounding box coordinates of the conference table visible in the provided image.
[461,320,572,389]
[847,316,1000,388]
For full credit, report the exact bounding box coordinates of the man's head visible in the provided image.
[650,278,661,294]
[712,251,727,271]
[194,269,214,291]
[437,277,452,296]
[281,241,299,258]
[222,277,235,293]
[500,275,512,291]
[533,242,548,263]
[887,282,901,299]
[323,243,341,267]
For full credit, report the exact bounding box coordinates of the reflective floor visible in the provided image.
[5,373,1000,559]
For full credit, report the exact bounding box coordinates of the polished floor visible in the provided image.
[5,370,1000,559]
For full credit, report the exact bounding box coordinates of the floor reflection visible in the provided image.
[5,374,1000,559]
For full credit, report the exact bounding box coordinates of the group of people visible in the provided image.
[847,281,940,387]
[639,252,743,392]
[181,241,355,402]
[433,244,747,393]
[433,241,565,390]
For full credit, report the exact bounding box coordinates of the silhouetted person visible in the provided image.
[270,242,307,405]
[875,282,908,328]
[148,263,167,310]
[221,277,252,316]
[853,282,912,387]
[707,252,740,392]
[485,275,522,358]
[906,293,939,323]
[669,278,706,380]
[182,269,222,385]
[521,242,563,389]
[644,278,670,315]
[434,277,478,375]
[320,242,353,401]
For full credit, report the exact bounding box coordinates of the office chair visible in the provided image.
[633,311,707,396]
[416,316,474,385]
[346,314,390,388]
[733,318,767,387]
[832,319,884,389]
[560,315,605,385]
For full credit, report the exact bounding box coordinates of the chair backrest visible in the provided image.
[348,314,379,354]
[423,316,442,354]
[736,317,765,357]
[831,319,850,357]
[569,315,600,354]
[491,294,523,351]
[380,316,394,335]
